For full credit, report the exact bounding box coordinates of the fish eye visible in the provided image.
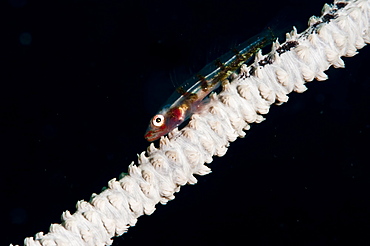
[152,114,164,127]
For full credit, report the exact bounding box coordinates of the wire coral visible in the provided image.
[11,0,370,245]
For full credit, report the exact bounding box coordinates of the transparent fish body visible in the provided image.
[145,30,276,142]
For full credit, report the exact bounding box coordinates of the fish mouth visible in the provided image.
[144,131,159,142]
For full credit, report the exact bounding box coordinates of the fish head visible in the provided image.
[144,107,185,142]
